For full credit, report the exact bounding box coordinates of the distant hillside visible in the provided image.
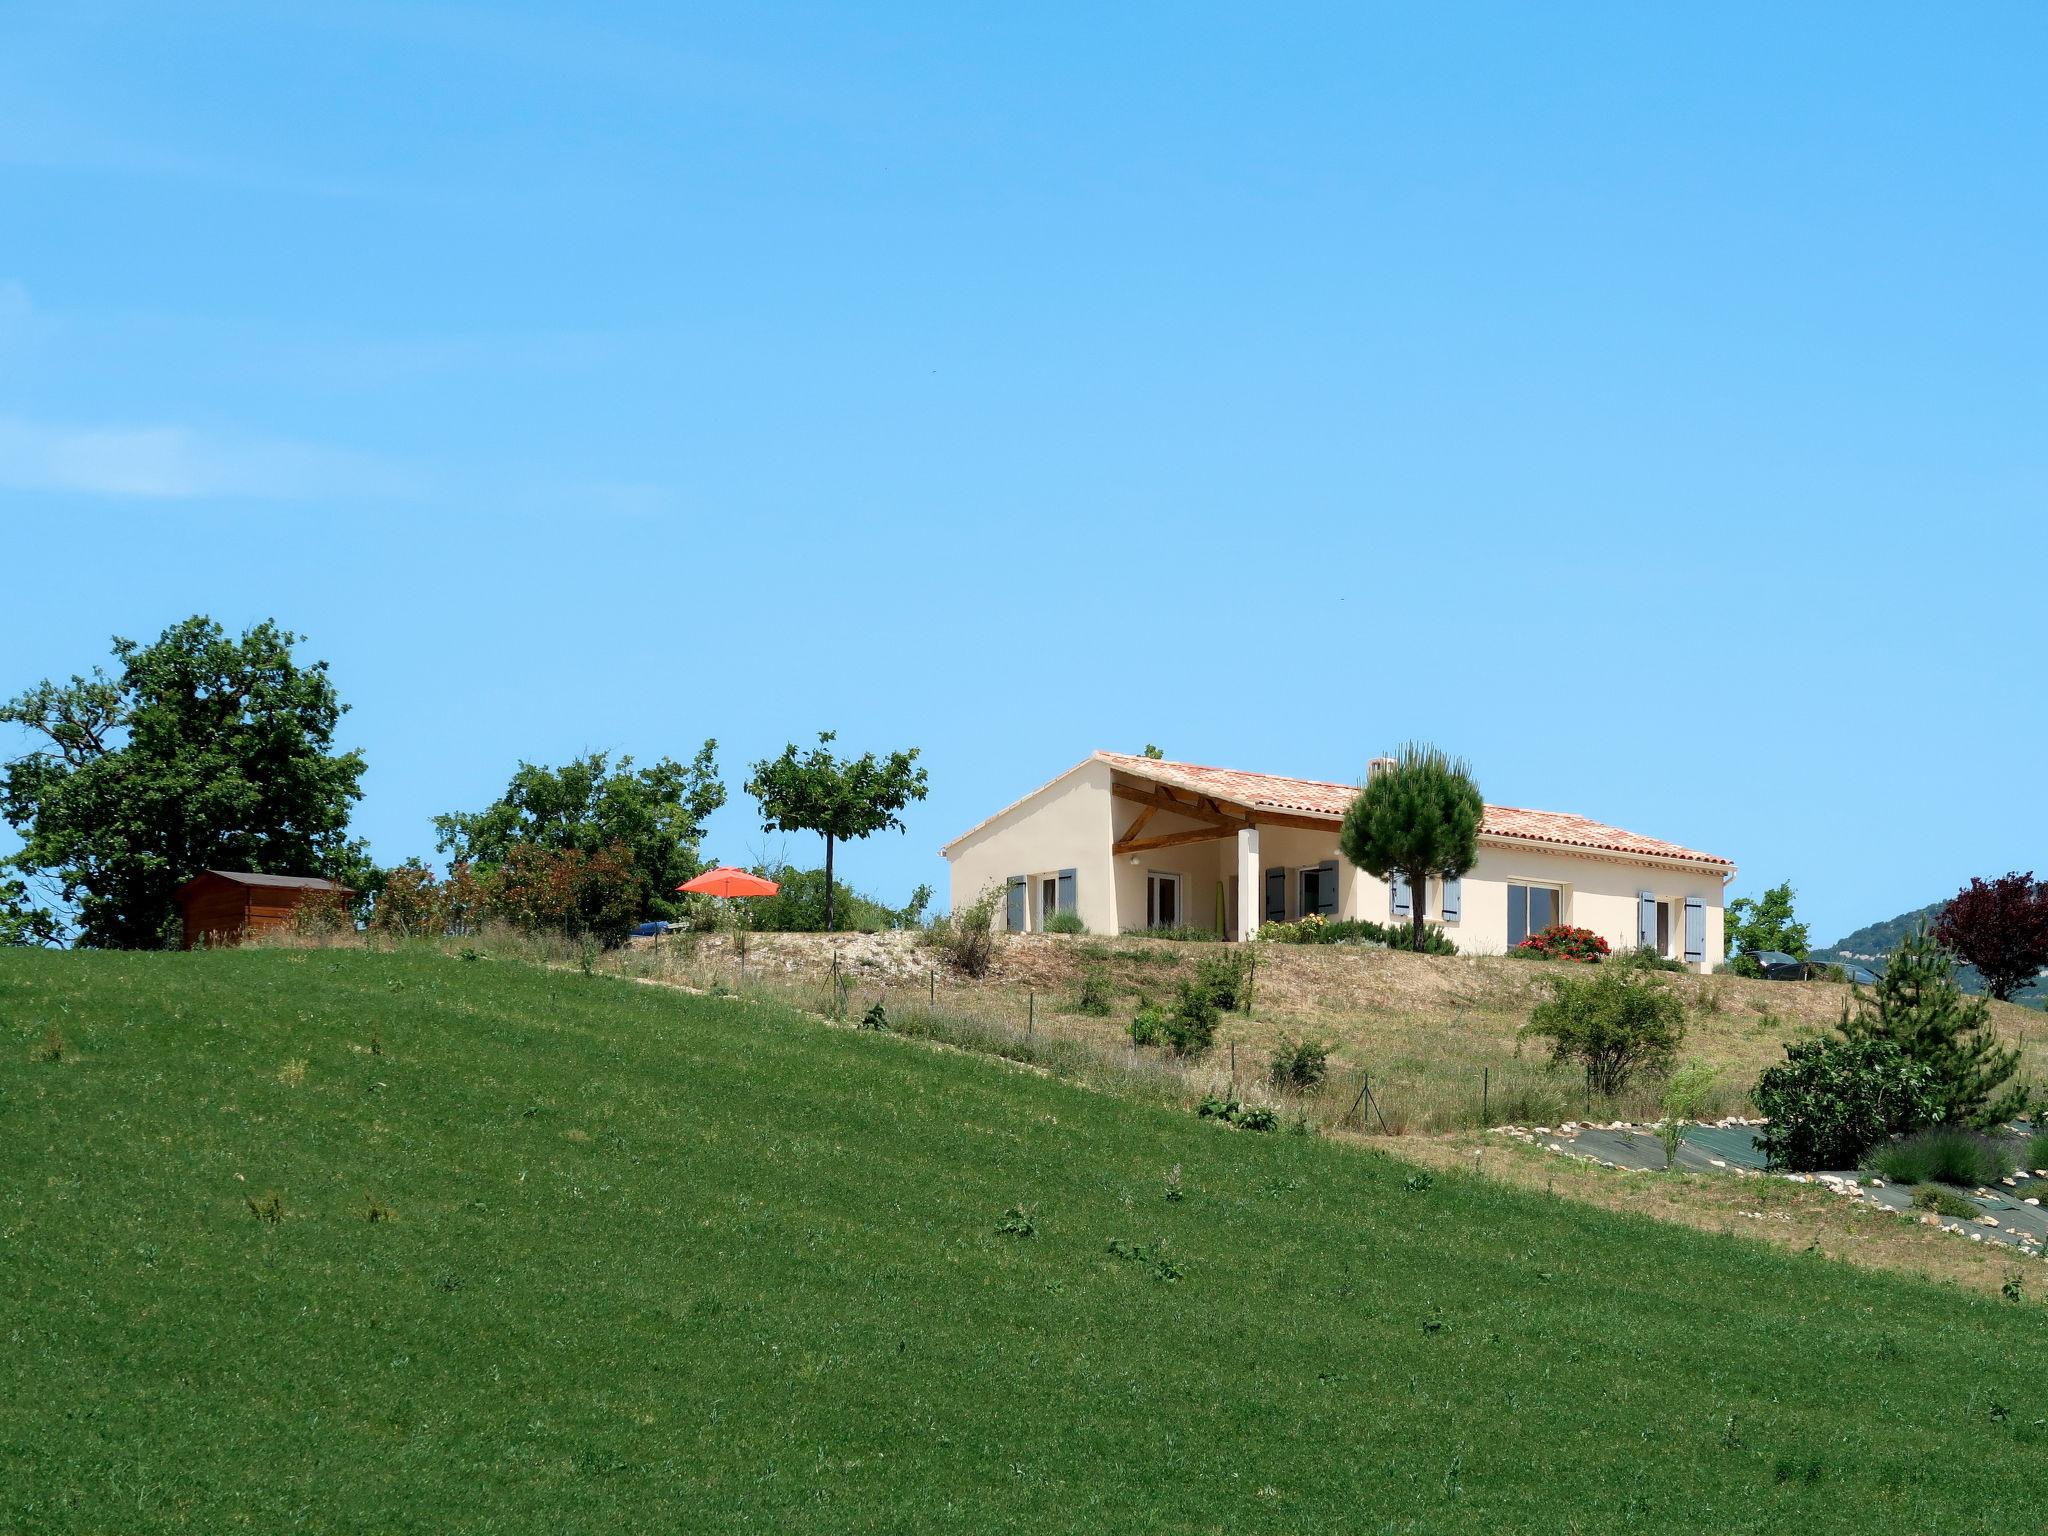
[1814,900,2045,1010]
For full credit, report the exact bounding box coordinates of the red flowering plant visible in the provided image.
[1516,924,1610,963]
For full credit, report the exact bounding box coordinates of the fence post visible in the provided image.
[1230,1040,1237,1089]
[1028,989,1035,1036]
[832,953,840,1019]
[1345,1070,1370,1129]
[928,968,934,1007]
[1245,949,1256,1016]
[1482,1066,1489,1125]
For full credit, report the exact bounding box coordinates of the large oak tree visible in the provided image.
[1,616,372,947]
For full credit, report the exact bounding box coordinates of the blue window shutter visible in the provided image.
[1265,867,1286,923]
[1684,897,1706,963]
[1057,868,1076,914]
[1005,877,1026,932]
[1316,859,1339,916]
[1441,877,1461,922]
[1638,891,1656,951]
[1508,884,1529,947]
[1390,874,1411,919]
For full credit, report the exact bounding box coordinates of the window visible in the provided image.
[1146,871,1182,928]
[1039,876,1058,930]
[1506,883,1561,947]
[1299,867,1324,919]
[1656,901,1672,958]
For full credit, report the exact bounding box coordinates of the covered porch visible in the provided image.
[1105,769,1366,939]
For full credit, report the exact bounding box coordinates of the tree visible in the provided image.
[1338,742,1483,952]
[1839,925,2025,1128]
[1141,743,1165,759]
[1,617,371,948]
[744,732,928,932]
[434,745,723,922]
[0,874,62,947]
[1934,872,2048,1002]
[1724,881,1809,961]
[1528,959,1688,1096]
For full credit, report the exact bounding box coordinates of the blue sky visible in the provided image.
[3,3,2044,944]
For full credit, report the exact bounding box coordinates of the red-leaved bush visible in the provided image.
[1935,872,2048,1002]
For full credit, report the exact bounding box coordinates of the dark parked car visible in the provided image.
[1751,950,1880,984]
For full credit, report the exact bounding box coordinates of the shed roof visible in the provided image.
[946,752,1734,872]
[175,870,356,897]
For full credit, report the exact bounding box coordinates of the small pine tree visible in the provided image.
[1839,926,2025,1128]
[1338,743,1483,953]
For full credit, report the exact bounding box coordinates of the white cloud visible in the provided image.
[0,415,414,500]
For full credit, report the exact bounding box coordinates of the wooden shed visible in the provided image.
[174,870,356,949]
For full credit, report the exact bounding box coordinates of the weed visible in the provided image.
[32,1023,64,1063]
[1197,1096,1277,1132]
[1043,909,1087,936]
[246,1191,285,1224]
[1909,1185,1982,1221]
[1163,1163,1184,1203]
[2003,1269,2025,1304]
[1405,1171,1434,1194]
[997,1205,1036,1238]
[369,1022,383,1057]
[362,1196,394,1223]
[859,1001,890,1032]
[1072,963,1115,1017]
[1106,1236,1183,1282]
[277,1058,308,1088]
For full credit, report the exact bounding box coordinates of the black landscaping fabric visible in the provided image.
[1535,1124,2048,1254]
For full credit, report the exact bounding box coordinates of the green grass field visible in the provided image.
[6,947,2046,1532]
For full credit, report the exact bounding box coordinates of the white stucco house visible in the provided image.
[942,752,1735,971]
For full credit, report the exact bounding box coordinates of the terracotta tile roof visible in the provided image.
[1093,751,1732,869]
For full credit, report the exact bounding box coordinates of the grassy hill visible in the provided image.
[6,947,2048,1533]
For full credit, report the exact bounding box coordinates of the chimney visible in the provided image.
[1367,755,1397,782]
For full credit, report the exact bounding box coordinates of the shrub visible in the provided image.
[1258,915,1456,955]
[858,1001,890,1032]
[2028,1131,2048,1173]
[1193,950,1251,1013]
[1129,1004,1168,1047]
[1515,924,1611,964]
[1268,1034,1331,1094]
[1073,962,1115,1017]
[925,881,1000,978]
[1043,908,1087,936]
[746,864,929,933]
[1129,924,1222,942]
[1910,1184,1983,1221]
[1623,945,1687,974]
[1162,979,1219,1058]
[1752,1037,1942,1172]
[1527,962,1686,1095]
[1869,1127,2012,1187]
[373,860,446,938]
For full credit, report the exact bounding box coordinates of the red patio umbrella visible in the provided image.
[677,866,780,898]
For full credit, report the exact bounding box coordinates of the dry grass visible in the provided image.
[601,929,2048,1134]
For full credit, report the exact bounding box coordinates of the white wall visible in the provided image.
[1439,843,1728,969]
[944,759,1117,934]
